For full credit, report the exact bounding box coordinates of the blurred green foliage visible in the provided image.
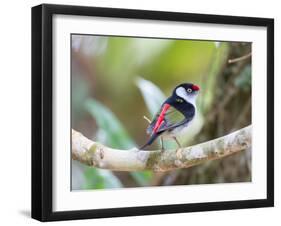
[135,77,166,117]
[71,35,251,190]
[200,42,229,113]
[235,65,251,91]
[83,168,123,189]
[85,98,153,187]
[85,99,135,149]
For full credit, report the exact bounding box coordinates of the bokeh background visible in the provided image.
[71,34,251,190]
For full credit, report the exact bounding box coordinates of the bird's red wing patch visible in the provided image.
[152,104,170,133]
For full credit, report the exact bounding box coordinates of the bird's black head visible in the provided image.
[170,83,200,105]
[174,83,200,93]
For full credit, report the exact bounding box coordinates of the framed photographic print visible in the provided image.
[32,4,274,221]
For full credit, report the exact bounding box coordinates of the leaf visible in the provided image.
[83,167,123,189]
[234,65,251,91]
[97,169,123,188]
[130,171,153,186]
[135,77,166,117]
[85,98,153,186]
[85,99,135,149]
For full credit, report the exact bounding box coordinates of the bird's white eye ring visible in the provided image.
[187,88,192,93]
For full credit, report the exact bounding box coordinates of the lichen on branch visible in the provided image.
[72,125,252,172]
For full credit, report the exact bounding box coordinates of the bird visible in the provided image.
[140,83,200,150]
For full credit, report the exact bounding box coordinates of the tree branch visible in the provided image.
[228,52,252,64]
[72,126,252,172]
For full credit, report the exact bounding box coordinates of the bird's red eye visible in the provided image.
[192,85,200,91]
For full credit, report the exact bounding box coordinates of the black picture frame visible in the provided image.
[32,3,274,222]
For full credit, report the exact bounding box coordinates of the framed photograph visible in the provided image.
[32,4,274,221]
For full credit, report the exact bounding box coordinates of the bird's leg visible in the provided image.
[173,137,181,148]
[160,137,165,152]
[173,137,182,159]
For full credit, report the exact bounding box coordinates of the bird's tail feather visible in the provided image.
[139,133,158,150]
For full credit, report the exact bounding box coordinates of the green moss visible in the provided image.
[79,143,99,166]
[216,139,225,155]
[89,143,98,154]
[146,152,161,170]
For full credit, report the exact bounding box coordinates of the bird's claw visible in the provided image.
[176,148,183,159]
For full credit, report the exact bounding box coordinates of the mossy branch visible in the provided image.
[72,126,251,172]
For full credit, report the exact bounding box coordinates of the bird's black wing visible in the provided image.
[147,104,194,135]
[141,102,195,150]
[157,105,193,132]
